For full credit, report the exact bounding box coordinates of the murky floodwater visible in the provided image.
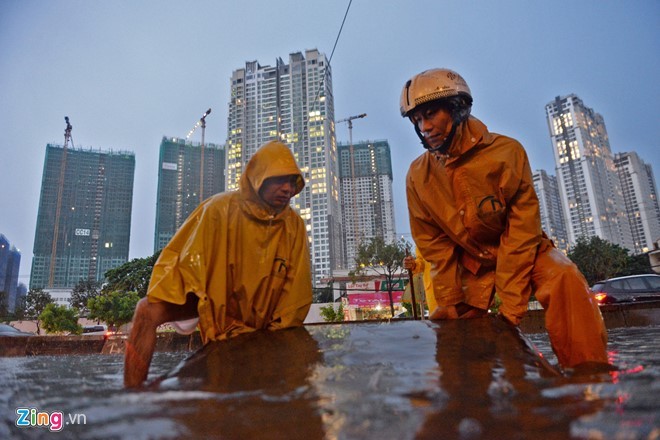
[1,324,658,439]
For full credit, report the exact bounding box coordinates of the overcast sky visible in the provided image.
[1,0,658,286]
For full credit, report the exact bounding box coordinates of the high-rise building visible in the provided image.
[0,234,21,312]
[545,94,633,251]
[226,49,343,285]
[614,151,660,254]
[339,140,396,268]
[154,136,225,251]
[31,144,135,289]
[532,170,569,253]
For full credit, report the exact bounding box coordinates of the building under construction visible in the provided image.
[30,144,135,289]
[338,139,396,269]
[154,136,225,251]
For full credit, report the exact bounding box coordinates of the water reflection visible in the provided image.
[0,323,658,439]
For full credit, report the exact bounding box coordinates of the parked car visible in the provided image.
[0,324,33,336]
[82,325,108,335]
[591,274,660,305]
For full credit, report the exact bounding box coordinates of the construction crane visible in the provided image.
[337,113,367,261]
[186,108,212,203]
[48,116,73,287]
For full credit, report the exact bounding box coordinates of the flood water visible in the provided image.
[1,324,658,440]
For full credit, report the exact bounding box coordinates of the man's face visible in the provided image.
[259,174,298,212]
[410,101,453,149]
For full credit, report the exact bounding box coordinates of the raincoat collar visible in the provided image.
[441,116,490,165]
[239,141,305,221]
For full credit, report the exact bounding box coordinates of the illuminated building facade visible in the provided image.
[339,140,396,268]
[545,94,633,251]
[154,136,225,251]
[614,151,660,254]
[226,49,343,284]
[532,170,569,253]
[31,145,135,289]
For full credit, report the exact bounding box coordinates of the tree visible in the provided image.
[0,291,8,320]
[13,295,26,321]
[40,303,82,335]
[568,236,629,286]
[70,279,102,316]
[102,250,161,298]
[354,236,408,317]
[619,253,652,277]
[24,288,54,335]
[319,302,344,322]
[88,290,140,331]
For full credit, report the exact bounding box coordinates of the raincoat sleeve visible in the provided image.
[147,199,219,305]
[495,148,542,325]
[406,172,463,307]
[412,251,426,276]
[269,216,313,329]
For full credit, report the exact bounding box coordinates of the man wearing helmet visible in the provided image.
[401,68,609,370]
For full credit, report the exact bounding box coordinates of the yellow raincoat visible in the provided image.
[147,141,312,344]
[409,248,437,312]
[406,117,608,367]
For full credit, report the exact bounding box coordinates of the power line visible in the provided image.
[310,0,353,111]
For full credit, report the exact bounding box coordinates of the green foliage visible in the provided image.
[88,290,140,331]
[39,303,82,335]
[25,288,54,334]
[619,253,652,276]
[70,279,102,315]
[12,295,26,321]
[0,291,8,319]
[568,236,630,285]
[102,250,161,298]
[319,302,344,322]
[354,236,409,317]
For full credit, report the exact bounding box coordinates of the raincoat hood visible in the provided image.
[147,140,312,344]
[240,141,305,213]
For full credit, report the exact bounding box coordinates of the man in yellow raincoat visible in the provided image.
[401,68,609,370]
[124,141,312,387]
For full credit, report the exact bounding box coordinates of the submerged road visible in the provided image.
[150,317,613,439]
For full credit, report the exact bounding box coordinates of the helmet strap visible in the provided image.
[413,120,459,155]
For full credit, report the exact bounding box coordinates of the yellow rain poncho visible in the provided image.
[147,141,312,343]
[406,117,607,367]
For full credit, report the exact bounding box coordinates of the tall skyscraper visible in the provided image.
[545,94,633,251]
[154,136,225,251]
[339,140,396,268]
[31,144,135,289]
[614,151,660,254]
[0,234,21,311]
[226,49,343,285]
[532,170,569,253]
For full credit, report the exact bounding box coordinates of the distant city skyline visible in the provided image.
[1,1,658,285]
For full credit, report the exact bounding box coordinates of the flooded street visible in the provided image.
[1,323,658,439]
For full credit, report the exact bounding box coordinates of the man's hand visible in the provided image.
[403,255,416,271]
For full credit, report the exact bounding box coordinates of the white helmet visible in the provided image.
[400,68,472,117]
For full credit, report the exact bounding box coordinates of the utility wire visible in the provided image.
[310,0,353,111]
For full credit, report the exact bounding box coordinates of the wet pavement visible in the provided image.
[1,319,658,439]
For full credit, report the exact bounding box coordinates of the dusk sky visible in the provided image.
[1,1,658,286]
